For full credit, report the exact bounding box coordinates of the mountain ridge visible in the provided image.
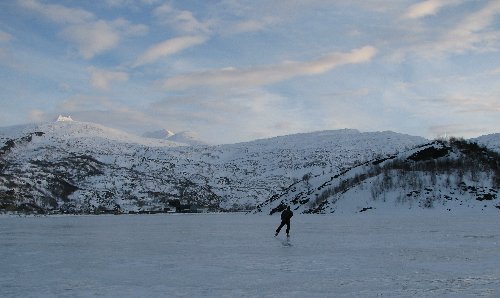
[0,120,498,214]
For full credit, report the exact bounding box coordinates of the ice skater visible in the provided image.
[275,206,293,237]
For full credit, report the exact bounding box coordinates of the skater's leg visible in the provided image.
[276,221,286,234]
[285,221,291,235]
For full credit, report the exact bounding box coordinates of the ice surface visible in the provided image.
[1,213,499,297]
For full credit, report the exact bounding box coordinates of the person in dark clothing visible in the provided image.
[275,206,293,237]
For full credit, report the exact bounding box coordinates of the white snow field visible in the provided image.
[1,213,499,297]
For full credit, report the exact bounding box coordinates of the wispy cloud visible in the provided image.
[153,3,212,34]
[429,124,490,138]
[134,35,208,67]
[18,0,93,24]
[0,30,13,42]
[88,67,129,90]
[61,21,120,59]
[19,0,147,59]
[438,94,500,114]
[395,0,500,60]
[222,17,279,35]
[46,95,168,133]
[432,1,500,54]
[105,0,160,7]
[403,0,463,19]
[111,18,149,36]
[488,66,500,75]
[0,30,12,59]
[28,109,46,122]
[149,88,307,143]
[146,1,280,68]
[162,46,377,90]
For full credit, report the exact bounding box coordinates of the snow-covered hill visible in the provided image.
[0,121,187,149]
[473,133,500,153]
[256,138,499,215]
[0,120,498,214]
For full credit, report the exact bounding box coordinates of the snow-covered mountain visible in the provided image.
[255,137,499,215]
[142,129,207,146]
[0,120,498,214]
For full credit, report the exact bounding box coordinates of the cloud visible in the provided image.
[51,95,174,134]
[148,88,307,143]
[428,124,490,138]
[221,17,278,35]
[19,0,147,59]
[403,0,462,19]
[437,94,500,114]
[488,66,500,75]
[153,3,212,34]
[0,30,13,42]
[433,1,500,53]
[231,20,268,33]
[18,0,93,24]
[88,67,129,90]
[395,1,500,60]
[162,46,377,90]
[105,0,160,7]
[133,35,208,67]
[28,109,46,122]
[61,21,120,59]
[0,30,12,60]
[111,18,149,36]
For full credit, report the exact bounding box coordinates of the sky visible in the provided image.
[0,0,499,144]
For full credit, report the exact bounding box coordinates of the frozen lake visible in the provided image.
[1,213,499,297]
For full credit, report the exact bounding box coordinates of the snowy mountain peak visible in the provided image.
[143,129,207,146]
[34,120,185,148]
[56,115,73,122]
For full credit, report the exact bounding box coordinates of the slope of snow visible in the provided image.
[254,139,499,215]
[1,121,186,148]
[3,120,498,214]
[1,214,499,297]
[36,121,185,147]
[0,123,38,140]
[194,130,427,208]
[333,174,497,215]
[473,133,500,153]
[0,124,430,213]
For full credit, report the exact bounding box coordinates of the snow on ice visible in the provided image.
[1,213,499,297]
